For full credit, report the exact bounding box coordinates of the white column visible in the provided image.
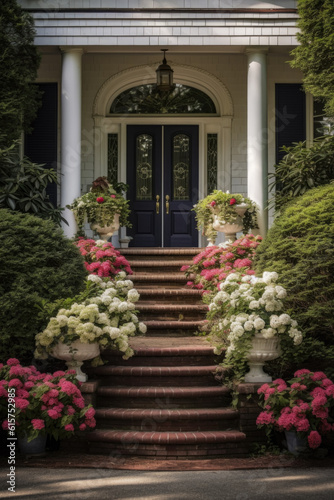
[246,49,268,236]
[60,48,83,238]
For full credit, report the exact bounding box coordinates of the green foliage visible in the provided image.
[0,0,41,147]
[255,184,334,375]
[290,0,334,116]
[270,135,334,210]
[0,140,66,225]
[0,209,87,364]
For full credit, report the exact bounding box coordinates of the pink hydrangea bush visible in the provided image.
[181,234,262,293]
[0,359,96,442]
[75,238,132,277]
[256,370,334,450]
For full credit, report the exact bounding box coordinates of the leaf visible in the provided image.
[7,197,16,210]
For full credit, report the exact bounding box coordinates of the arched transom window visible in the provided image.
[110,83,217,114]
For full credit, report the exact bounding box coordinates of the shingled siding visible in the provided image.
[19,1,298,47]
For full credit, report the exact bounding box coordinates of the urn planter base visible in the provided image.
[51,341,100,382]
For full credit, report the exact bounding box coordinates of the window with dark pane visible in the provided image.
[107,134,118,186]
[173,134,190,201]
[110,84,216,114]
[136,134,153,200]
[207,133,218,194]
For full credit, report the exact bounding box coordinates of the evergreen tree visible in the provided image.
[290,0,334,116]
[0,0,41,147]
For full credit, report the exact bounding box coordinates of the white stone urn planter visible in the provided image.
[209,204,249,244]
[245,333,281,383]
[90,213,120,241]
[51,340,100,382]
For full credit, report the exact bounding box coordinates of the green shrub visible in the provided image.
[255,184,334,375]
[0,209,87,364]
[270,135,334,210]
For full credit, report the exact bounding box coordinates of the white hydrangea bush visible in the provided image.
[35,272,146,361]
[208,271,303,364]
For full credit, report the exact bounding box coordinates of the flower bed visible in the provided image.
[181,234,262,293]
[0,359,95,442]
[75,238,133,277]
[256,370,334,450]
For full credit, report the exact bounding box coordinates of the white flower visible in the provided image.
[261,328,276,339]
[127,289,140,302]
[275,285,287,299]
[87,274,102,284]
[293,332,303,345]
[244,321,254,332]
[231,324,244,337]
[254,318,265,330]
[97,313,109,325]
[56,315,68,328]
[138,322,147,334]
[230,290,241,299]
[249,300,260,310]
[118,302,129,313]
[241,275,253,283]
[235,314,248,324]
[226,273,238,282]
[262,271,279,284]
[109,327,121,339]
[265,302,276,312]
[270,315,280,329]
[278,314,291,325]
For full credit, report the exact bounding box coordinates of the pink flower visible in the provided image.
[0,387,8,397]
[96,197,105,203]
[256,411,275,425]
[16,398,29,410]
[321,378,333,388]
[60,381,79,396]
[66,406,76,416]
[311,371,327,381]
[47,409,61,419]
[291,383,307,391]
[79,423,87,431]
[16,389,29,399]
[53,371,66,377]
[229,198,237,205]
[9,365,25,377]
[8,378,23,389]
[210,201,216,207]
[2,420,9,430]
[64,424,74,432]
[85,418,96,428]
[312,407,329,419]
[325,385,334,397]
[85,408,95,420]
[308,430,322,449]
[294,418,310,432]
[110,194,116,198]
[7,358,20,366]
[311,395,328,408]
[294,369,311,378]
[311,387,326,398]
[32,419,45,430]
[73,397,85,409]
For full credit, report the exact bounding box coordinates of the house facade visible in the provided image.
[19,0,314,246]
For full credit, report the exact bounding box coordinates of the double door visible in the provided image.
[127,125,199,247]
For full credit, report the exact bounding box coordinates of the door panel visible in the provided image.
[163,125,198,247]
[127,125,198,247]
[127,125,162,247]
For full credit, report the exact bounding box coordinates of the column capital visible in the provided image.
[245,47,269,55]
[59,46,84,55]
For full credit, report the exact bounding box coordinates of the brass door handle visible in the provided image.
[165,195,170,214]
[156,195,160,214]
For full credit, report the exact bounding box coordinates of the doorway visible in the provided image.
[127,125,199,247]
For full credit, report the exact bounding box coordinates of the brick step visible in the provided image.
[132,273,186,285]
[137,303,207,322]
[121,248,203,258]
[145,320,207,331]
[97,385,231,409]
[87,430,247,458]
[130,260,192,274]
[136,288,203,304]
[94,407,239,431]
[91,364,220,387]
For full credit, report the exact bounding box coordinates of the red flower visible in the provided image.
[210,201,216,207]
[96,197,105,203]
[229,198,237,205]
[110,194,116,198]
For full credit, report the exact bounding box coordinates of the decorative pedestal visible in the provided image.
[90,213,120,241]
[245,334,281,383]
[51,340,100,382]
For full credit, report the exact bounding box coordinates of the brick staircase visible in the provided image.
[87,248,247,459]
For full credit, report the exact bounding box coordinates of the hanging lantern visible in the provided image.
[156,49,174,92]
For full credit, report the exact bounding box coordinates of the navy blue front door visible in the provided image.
[127,125,199,247]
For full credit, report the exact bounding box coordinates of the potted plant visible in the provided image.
[193,190,258,244]
[0,359,96,454]
[67,177,131,240]
[256,370,334,454]
[35,274,147,380]
[208,271,303,382]
[75,238,133,277]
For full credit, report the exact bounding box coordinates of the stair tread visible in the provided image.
[98,386,229,396]
[145,319,207,328]
[87,429,246,444]
[93,365,219,376]
[95,408,238,419]
[137,303,208,311]
[121,248,204,255]
[137,288,202,296]
[132,273,186,281]
[130,260,192,267]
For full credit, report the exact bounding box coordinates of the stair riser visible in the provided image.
[138,312,206,322]
[132,266,184,273]
[137,295,203,305]
[95,418,239,432]
[99,355,218,366]
[97,396,232,409]
[88,442,249,458]
[132,280,187,288]
[96,375,217,387]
